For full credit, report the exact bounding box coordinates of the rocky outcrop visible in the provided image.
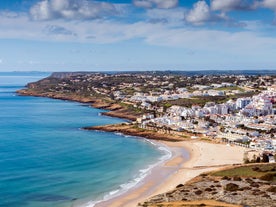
[83,123,189,142]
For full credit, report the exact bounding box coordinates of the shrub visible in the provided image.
[252,166,261,172]
[222,176,230,180]
[233,176,242,181]
[242,186,251,190]
[225,183,239,191]
[245,178,253,183]
[262,154,269,163]
[262,194,270,198]
[250,183,260,188]
[267,186,276,193]
[260,173,275,181]
[194,190,203,195]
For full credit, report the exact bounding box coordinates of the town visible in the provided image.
[23,71,276,162]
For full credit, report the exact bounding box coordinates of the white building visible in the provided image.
[207,90,225,96]
[236,97,251,109]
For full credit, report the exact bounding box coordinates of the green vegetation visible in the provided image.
[161,96,227,108]
[228,91,259,99]
[159,90,261,108]
[200,137,213,142]
[211,163,276,181]
[214,86,244,91]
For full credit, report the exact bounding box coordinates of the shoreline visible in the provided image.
[91,140,245,207]
[17,89,139,121]
[76,139,176,207]
[92,140,188,207]
[17,90,246,207]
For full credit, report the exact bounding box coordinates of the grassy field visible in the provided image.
[211,163,276,181]
[214,86,244,91]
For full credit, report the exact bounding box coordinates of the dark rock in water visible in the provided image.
[26,194,75,202]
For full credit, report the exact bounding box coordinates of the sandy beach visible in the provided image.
[94,140,246,207]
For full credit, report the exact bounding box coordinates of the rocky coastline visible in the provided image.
[83,123,192,142]
[17,89,138,121]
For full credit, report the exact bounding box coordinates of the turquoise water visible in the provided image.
[0,72,167,207]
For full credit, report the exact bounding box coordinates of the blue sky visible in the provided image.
[0,0,276,71]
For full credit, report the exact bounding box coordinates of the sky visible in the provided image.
[0,0,276,71]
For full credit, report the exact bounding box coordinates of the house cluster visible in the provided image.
[35,72,276,159]
[139,86,276,155]
[239,90,275,116]
[125,84,244,109]
[128,90,191,104]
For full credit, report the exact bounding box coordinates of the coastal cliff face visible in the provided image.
[18,88,139,121]
[83,123,190,142]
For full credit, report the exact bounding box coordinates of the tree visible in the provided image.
[262,154,269,163]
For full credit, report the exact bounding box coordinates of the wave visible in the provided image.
[79,138,172,207]
[114,132,123,136]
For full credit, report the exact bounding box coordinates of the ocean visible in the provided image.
[0,72,170,207]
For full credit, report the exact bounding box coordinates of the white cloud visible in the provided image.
[133,0,178,9]
[185,1,212,24]
[211,0,256,11]
[260,0,276,11]
[184,1,247,26]
[30,0,117,20]
[1,6,276,63]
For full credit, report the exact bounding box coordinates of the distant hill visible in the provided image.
[49,70,276,78]
[109,70,276,76]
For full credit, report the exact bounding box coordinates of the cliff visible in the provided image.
[83,123,190,142]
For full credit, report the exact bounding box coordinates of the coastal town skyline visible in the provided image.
[1,0,276,71]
